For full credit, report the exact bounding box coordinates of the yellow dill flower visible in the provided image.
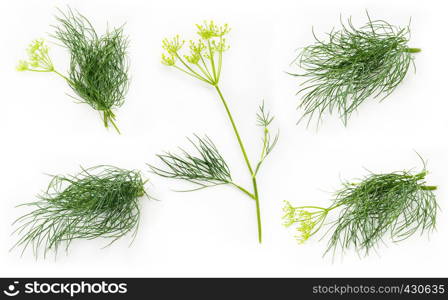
[18,39,54,72]
[16,60,29,71]
[196,21,230,40]
[294,210,315,244]
[162,35,184,55]
[161,53,175,66]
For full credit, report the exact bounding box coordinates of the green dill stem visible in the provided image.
[27,68,74,86]
[294,204,341,212]
[294,205,328,210]
[422,185,437,191]
[104,110,121,134]
[53,69,73,85]
[260,128,268,160]
[252,177,262,243]
[231,182,256,199]
[109,118,120,134]
[215,86,254,174]
[214,85,262,243]
[175,53,211,84]
[207,40,217,80]
[405,47,421,53]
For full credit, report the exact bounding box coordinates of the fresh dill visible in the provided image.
[152,21,279,243]
[283,159,438,257]
[12,166,148,258]
[149,135,232,190]
[290,12,420,126]
[17,8,129,133]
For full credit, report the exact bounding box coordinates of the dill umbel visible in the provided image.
[290,12,420,126]
[283,159,438,257]
[13,166,148,258]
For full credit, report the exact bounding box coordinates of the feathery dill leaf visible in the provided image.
[255,102,279,175]
[149,135,232,190]
[283,161,438,257]
[53,8,129,133]
[291,12,420,126]
[13,166,147,258]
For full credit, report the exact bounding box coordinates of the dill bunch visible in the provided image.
[283,162,438,257]
[13,166,148,258]
[156,22,279,243]
[291,12,420,126]
[17,8,129,133]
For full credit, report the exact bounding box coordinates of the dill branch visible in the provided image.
[255,102,279,175]
[327,169,437,256]
[284,163,438,257]
[291,12,420,126]
[160,21,273,243]
[12,166,148,258]
[282,201,330,244]
[149,135,232,189]
[17,8,129,133]
[53,8,130,133]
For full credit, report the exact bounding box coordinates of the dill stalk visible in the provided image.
[157,22,278,243]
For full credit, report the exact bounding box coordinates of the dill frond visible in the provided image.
[13,166,147,258]
[327,170,437,256]
[284,161,438,257]
[291,12,420,126]
[149,135,232,190]
[254,102,279,175]
[17,8,129,133]
[53,8,129,133]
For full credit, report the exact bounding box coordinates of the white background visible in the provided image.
[0,0,447,277]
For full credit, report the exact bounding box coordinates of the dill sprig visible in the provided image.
[283,161,438,257]
[157,22,278,243]
[12,166,147,258]
[17,8,129,133]
[149,135,232,190]
[255,102,279,175]
[290,12,420,126]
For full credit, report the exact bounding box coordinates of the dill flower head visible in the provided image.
[196,21,230,39]
[183,40,205,64]
[282,201,323,244]
[17,39,54,72]
[162,35,184,55]
[161,53,176,66]
[161,21,230,85]
[282,200,298,227]
[16,60,29,71]
[293,210,315,244]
